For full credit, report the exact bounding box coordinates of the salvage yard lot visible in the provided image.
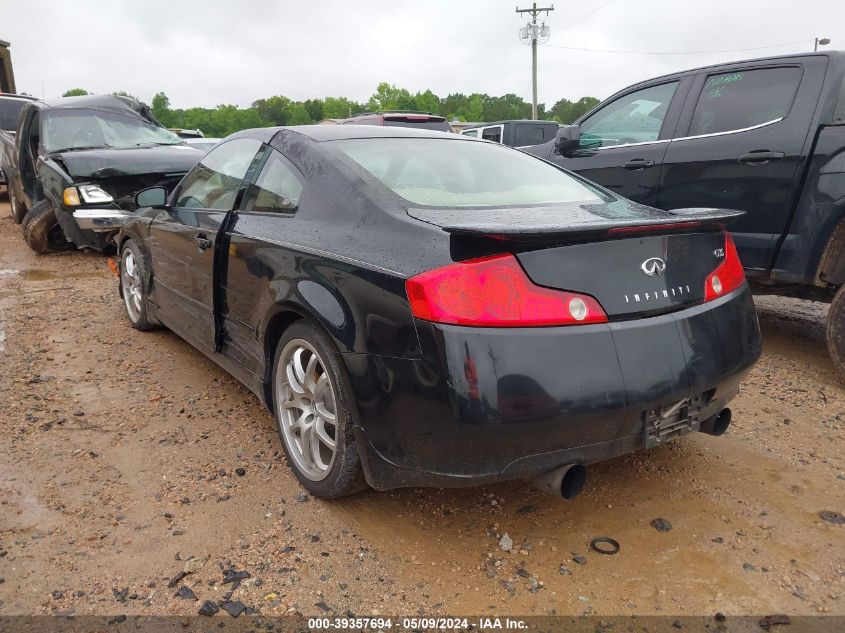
[0,198,843,617]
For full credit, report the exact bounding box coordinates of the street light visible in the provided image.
[815,37,831,52]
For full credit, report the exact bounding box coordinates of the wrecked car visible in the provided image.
[3,94,203,253]
[116,125,762,499]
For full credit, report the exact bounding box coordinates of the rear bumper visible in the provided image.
[343,285,761,490]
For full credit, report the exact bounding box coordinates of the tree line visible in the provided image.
[61,84,600,137]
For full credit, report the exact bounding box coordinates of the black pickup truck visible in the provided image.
[527,52,845,375]
[2,94,202,253]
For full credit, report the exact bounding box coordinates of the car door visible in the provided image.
[219,146,306,376]
[658,60,826,271]
[148,137,263,352]
[549,80,688,206]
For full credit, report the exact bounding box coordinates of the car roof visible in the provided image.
[626,51,845,86]
[36,94,140,113]
[231,124,466,143]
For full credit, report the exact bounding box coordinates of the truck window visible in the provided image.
[0,99,26,132]
[514,124,555,146]
[481,126,502,143]
[579,82,678,148]
[462,129,479,138]
[688,67,802,136]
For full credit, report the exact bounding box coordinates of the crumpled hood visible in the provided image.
[55,144,204,179]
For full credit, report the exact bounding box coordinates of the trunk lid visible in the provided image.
[516,231,727,317]
[407,201,742,318]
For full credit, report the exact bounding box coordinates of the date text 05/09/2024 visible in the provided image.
[307,617,529,630]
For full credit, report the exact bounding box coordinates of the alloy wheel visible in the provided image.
[121,248,143,322]
[275,339,338,481]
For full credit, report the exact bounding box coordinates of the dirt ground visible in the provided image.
[0,196,843,619]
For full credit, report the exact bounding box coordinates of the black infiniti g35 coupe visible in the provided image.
[116,125,762,499]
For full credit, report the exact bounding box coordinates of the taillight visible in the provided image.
[704,233,745,301]
[405,254,608,327]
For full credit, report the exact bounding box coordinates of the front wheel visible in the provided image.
[22,200,71,254]
[827,285,845,378]
[120,239,157,331]
[272,322,365,498]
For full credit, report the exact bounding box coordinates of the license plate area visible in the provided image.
[644,395,703,448]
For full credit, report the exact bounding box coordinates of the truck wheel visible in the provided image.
[827,285,845,378]
[9,191,26,224]
[22,200,72,254]
[272,321,367,498]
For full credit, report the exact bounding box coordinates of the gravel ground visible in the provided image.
[0,197,843,619]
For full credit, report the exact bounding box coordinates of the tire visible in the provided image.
[272,321,366,498]
[119,239,157,331]
[9,190,26,224]
[22,200,71,254]
[827,285,845,378]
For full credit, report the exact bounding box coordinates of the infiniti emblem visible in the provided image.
[641,257,667,277]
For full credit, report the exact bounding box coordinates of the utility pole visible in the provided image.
[516,3,554,120]
[815,37,830,51]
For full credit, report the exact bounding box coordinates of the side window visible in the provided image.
[481,126,502,143]
[514,124,553,146]
[175,138,262,210]
[462,129,479,138]
[242,149,303,213]
[579,82,678,148]
[688,67,802,136]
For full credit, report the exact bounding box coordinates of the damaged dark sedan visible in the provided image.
[3,95,203,253]
[117,125,762,499]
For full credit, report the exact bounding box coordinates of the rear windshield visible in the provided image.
[382,118,452,132]
[43,108,182,152]
[0,98,26,132]
[332,138,608,207]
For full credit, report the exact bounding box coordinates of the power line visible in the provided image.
[553,0,616,34]
[539,38,813,55]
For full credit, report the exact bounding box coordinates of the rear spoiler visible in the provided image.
[407,206,745,242]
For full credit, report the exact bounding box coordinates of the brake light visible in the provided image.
[405,254,608,327]
[607,221,701,235]
[704,233,745,301]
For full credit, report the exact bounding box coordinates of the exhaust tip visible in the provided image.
[702,408,732,436]
[531,463,587,499]
[561,464,587,499]
[712,408,732,436]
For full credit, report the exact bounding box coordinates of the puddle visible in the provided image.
[0,268,107,281]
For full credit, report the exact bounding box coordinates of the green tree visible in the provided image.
[151,92,174,127]
[322,96,359,119]
[367,82,415,111]
[62,88,89,97]
[287,103,312,125]
[303,99,324,122]
[112,90,138,101]
[551,96,600,124]
[252,95,291,126]
[415,89,440,115]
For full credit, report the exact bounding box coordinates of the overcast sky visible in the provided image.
[2,0,843,109]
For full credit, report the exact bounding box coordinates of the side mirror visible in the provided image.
[554,125,581,154]
[135,186,169,209]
